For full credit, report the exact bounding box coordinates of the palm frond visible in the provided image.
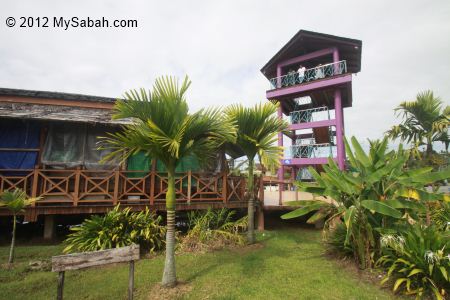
[100,75,236,172]
[388,90,449,151]
[225,102,288,161]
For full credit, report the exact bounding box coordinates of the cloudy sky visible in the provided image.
[1,0,449,147]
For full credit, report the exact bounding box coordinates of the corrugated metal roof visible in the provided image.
[0,87,117,103]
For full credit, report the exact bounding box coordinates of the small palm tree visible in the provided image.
[101,76,235,287]
[225,102,287,243]
[387,90,449,155]
[0,189,40,264]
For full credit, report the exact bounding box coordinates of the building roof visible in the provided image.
[0,87,129,125]
[261,30,362,80]
[0,102,129,125]
[0,87,117,103]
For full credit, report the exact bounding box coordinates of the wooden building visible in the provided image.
[0,88,248,233]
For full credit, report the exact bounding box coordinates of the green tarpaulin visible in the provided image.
[127,152,200,175]
[127,151,151,178]
[127,152,201,186]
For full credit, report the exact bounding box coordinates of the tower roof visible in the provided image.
[261,30,362,79]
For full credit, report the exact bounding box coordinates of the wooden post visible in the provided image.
[31,167,39,206]
[113,170,120,205]
[44,215,55,240]
[222,172,227,203]
[57,271,65,300]
[128,260,134,300]
[150,171,155,205]
[278,181,283,206]
[73,168,81,207]
[187,170,191,204]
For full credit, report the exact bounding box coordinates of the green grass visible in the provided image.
[0,228,396,299]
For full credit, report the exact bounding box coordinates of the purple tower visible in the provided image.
[261,30,362,201]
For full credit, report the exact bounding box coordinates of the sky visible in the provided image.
[1,0,449,149]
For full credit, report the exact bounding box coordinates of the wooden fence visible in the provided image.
[0,169,246,207]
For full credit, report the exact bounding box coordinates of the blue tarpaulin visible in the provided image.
[0,119,40,169]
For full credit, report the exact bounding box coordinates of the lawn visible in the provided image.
[0,227,396,300]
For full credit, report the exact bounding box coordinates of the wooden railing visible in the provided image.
[0,169,246,207]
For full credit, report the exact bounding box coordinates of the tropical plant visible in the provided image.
[407,151,449,172]
[430,201,450,231]
[324,222,353,257]
[387,90,450,156]
[282,137,450,269]
[377,224,450,299]
[180,208,248,252]
[0,188,40,264]
[63,205,165,253]
[225,102,288,243]
[100,76,235,287]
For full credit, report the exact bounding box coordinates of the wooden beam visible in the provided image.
[277,47,336,69]
[52,245,139,300]
[0,96,114,109]
[52,244,139,272]
[0,148,40,152]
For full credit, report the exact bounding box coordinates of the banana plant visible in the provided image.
[282,137,450,269]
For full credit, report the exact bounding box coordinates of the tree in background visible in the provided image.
[0,189,40,265]
[387,90,449,156]
[101,76,236,287]
[225,102,287,243]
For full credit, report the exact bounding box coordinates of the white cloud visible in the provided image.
[0,0,449,148]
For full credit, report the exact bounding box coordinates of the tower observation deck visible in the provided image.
[261,30,362,203]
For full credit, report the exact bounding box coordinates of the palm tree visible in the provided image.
[0,189,40,264]
[100,76,236,287]
[387,90,450,155]
[225,102,287,244]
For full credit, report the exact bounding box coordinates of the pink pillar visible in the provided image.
[333,47,340,75]
[333,47,340,62]
[276,65,282,88]
[333,47,345,169]
[276,64,284,204]
[334,89,345,170]
[277,104,284,205]
[277,105,284,181]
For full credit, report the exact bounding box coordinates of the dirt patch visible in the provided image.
[147,282,192,300]
[0,263,13,270]
[326,254,388,287]
[229,242,264,254]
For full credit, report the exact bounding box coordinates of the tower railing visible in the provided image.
[285,143,337,159]
[290,106,330,124]
[269,60,347,90]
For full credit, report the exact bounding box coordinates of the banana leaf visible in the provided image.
[281,202,325,219]
[361,200,402,218]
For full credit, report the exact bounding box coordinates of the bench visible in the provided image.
[51,244,140,300]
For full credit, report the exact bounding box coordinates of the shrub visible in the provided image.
[325,222,353,258]
[376,224,450,299]
[180,208,248,252]
[282,137,450,269]
[430,201,450,231]
[63,205,165,253]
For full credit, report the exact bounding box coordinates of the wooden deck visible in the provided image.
[0,169,247,220]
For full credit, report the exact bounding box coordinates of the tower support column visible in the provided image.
[277,104,284,205]
[334,89,345,170]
